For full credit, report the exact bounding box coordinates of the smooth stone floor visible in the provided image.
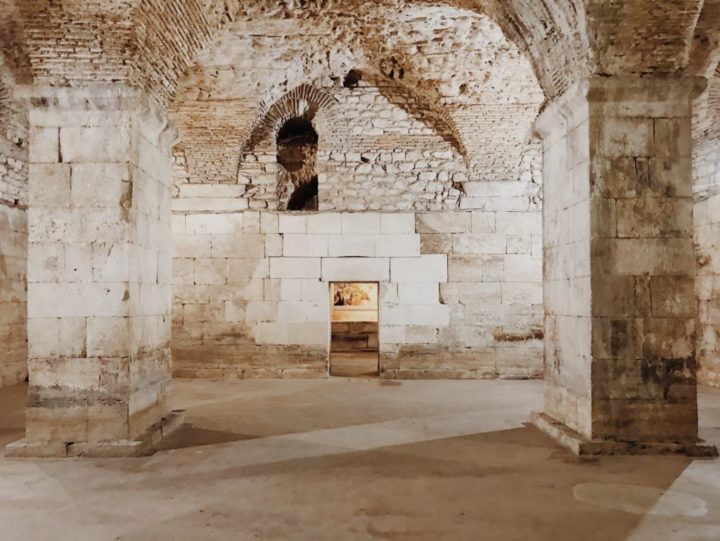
[0,379,719,541]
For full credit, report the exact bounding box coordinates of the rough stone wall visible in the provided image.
[0,73,28,386]
[695,69,720,387]
[171,186,543,379]
[170,12,543,195]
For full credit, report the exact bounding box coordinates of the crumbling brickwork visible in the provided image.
[0,70,28,387]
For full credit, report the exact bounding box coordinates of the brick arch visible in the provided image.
[240,84,339,154]
[7,1,716,108]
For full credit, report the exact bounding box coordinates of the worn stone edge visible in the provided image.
[529,412,719,458]
[4,410,186,459]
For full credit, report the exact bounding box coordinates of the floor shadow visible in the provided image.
[0,383,26,447]
[155,424,259,451]
[117,426,692,541]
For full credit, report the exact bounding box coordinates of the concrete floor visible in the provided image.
[0,379,719,541]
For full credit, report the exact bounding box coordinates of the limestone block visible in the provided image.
[504,254,542,282]
[379,325,405,344]
[277,301,328,323]
[278,214,306,233]
[440,282,503,304]
[416,212,470,233]
[376,235,421,257]
[301,280,328,302]
[194,259,227,285]
[283,234,329,257]
[211,234,265,258]
[448,255,504,282]
[342,213,381,234]
[321,258,390,281]
[420,234,452,254]
[616,198,692,238]
[28,318,59,358]
[502,282,543,305]
[27,242,64,283]
[270,257,321,279]
[174,234,212,258]
[29,127,59,163]
[380,283,399,305]
[264,279,281,301]
[29,164,71,207]
[381,213,415,233]
[602,238,695,277]
[287,322,329,346]
[391,255,447,283]
[397,283,440,305]
[382,304,450,326]
[597,117,653,158]
[87,317,130,357]
[71,164,129,209]
[60,126,130,163]
[173,258,195,285]
[650,276,695,318]
[255,322,287,345]
[170,215,186,236]
[186,213,243,234]
[329,234,375,257]
[172,198,249,212]
[261,212,279,233]
[452,234,506,255]
[280,279,303,301]
[29,283,128,318]
[471,212,496,233]
[306,213,342,234]
[226,258,269,281]
[64,244,93,283]
[495,212,542,235]
[265,234,283,257]
[178,184,245,198]
[463,181,527,198]
[507,235,532,254]
[245,301,278,322]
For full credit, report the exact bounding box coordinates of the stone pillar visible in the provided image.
[532,76,717,456]
[7,86,181,457]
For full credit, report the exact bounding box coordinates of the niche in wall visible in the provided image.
[276,117,319,211]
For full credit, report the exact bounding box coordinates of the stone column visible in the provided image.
[7,86,181,457]
[533,76,717,456]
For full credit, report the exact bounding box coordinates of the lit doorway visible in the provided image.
[330,282,379,377]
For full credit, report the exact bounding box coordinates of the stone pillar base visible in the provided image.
[530,412,718,458]
[4,410,184,458]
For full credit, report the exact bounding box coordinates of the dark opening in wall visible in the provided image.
[343,69,363,88]
[276,117,319,211]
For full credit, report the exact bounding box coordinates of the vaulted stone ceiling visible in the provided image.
[2,0,719,185]
[170,3,543,182]
[5,0,717,104]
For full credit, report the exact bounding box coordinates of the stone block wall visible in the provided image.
[537,77,703,443]
[24,88,174,444]
[0,76,28,387]
[171,185,543,379]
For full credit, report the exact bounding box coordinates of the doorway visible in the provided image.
[330,282,379,377]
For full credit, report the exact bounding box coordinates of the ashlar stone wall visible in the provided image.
[24,87,174,445]
[695,71,720,387]
[171,183,543,379]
